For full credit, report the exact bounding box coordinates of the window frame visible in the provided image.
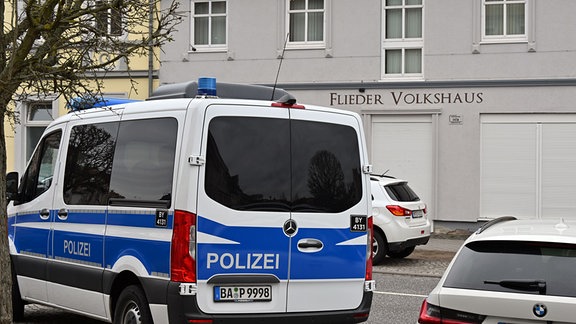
[15,99,58,173]
[481,0,528,43]
[190,0,228,52]
[285,0,327,49]
[93,0,124,37]
[381,0,424,80]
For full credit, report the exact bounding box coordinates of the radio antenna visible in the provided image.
[271,33,289,100]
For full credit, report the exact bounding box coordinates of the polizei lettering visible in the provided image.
[64,240,91,257]
[207,253,280,270]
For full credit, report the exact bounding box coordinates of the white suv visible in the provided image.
[419,216,576,324]
[370,174,431,264]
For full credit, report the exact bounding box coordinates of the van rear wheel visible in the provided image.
[114,285,153,324]
[372,230,388,265]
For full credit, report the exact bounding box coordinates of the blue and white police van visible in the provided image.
[6,78,375,324]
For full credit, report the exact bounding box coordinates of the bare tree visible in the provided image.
[0,0,181,322]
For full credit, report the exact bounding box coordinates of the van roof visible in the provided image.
[147,80,292,101]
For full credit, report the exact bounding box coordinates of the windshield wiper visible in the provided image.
[484,279,546,295]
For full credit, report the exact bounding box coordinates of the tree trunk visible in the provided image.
[0,108,12,324]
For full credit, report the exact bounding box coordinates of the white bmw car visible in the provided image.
[419,216,576,324]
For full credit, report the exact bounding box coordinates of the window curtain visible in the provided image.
[194,17,209,45]
[405,49,422,73]
[405,8,422,38]
[308,12,323,41]
[385,50,402,74]
[485,4,503,35]
[507,3,525,35]
[211,16,226,44]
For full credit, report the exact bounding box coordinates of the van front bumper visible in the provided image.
[167,282,373,324]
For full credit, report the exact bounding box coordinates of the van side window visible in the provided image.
[108,118,177,207]
[64,122,119,205]
[18,130,62,204]
[206,117,362,213]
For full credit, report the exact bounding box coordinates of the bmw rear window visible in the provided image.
[443,240,576,297]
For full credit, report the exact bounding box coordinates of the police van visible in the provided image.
[6,78,375,324]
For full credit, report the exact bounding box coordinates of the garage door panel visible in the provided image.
[481,116,576,220]
[481,123,537,219]
[371,115,433,216]
[541,124,576,218]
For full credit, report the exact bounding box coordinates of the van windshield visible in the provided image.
[205,116,362,213]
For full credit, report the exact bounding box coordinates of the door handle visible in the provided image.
[39,208,50,220]
[57,208,68,220]
[297,239,324,252]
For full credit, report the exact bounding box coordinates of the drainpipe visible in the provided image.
[148,0,154,97]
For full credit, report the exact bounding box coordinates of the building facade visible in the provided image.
[162,0,576,226]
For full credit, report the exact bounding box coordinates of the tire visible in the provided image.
[114,285,153,324]
[387,246,416,259]
[372,230,388,265]
[11,262,25,322]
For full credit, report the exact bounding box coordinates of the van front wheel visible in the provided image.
[114,285,153,324]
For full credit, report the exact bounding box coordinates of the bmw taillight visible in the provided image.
[418,300,486,324]
[171,210,196,282]
[386,205,412,217]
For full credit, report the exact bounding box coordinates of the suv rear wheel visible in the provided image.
[387,246,415,259]
[372,230,388,265]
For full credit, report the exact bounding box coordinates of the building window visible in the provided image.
[482,0,527,42]
[22,102,56,163]
[191,0,227,51]
[95,0,123,36]
[382,0,423,79]
[287,0,325,47]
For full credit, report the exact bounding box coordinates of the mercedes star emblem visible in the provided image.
[283,219,298,236]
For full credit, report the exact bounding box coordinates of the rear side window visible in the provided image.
[385,182,419,202]
[205,116,362,212]
[64,123,118,205]
[109,118,178,207]
[64,118,177,207]
[443,240,576,297]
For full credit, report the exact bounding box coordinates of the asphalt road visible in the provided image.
[20,274,440,324]
[17,242,461,323]
[367,272,439,324]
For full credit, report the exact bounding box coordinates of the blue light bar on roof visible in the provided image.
[67,97,141,111]
[197,77,217,96]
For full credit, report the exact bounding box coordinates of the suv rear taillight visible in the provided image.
[386,205,412,217]
[171,210,196,282]
[418,300,486,324]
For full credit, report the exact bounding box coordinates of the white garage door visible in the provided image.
[481,114,576,220]
[371,115,434,216]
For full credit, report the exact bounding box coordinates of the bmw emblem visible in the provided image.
[533,304,547,318]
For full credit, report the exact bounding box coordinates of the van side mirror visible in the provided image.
[6,171,19,202]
